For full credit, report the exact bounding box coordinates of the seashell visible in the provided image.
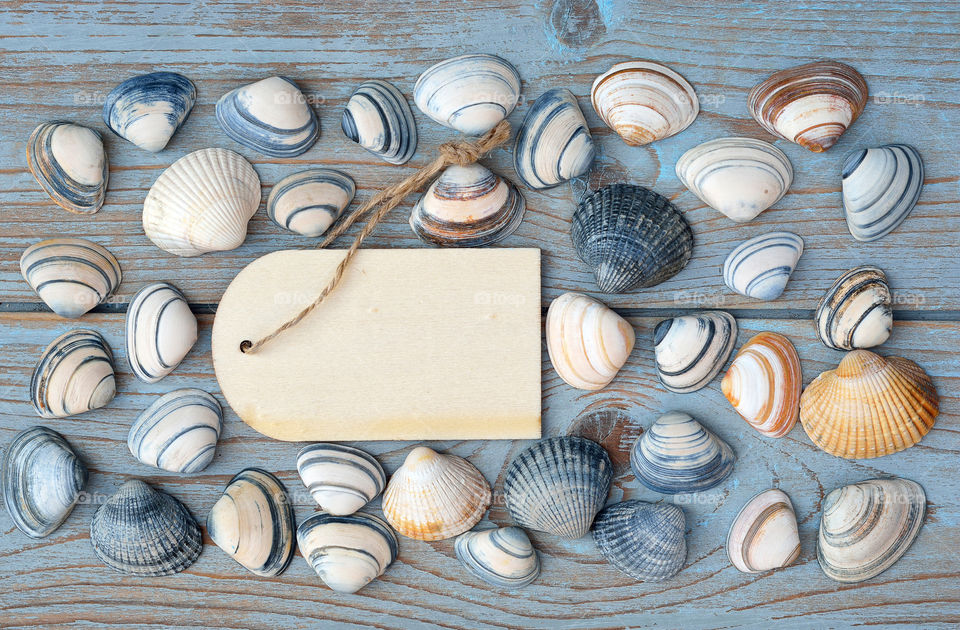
[19,238,122,319]
[653,311,737,393]
[455,527,540,589]
[571,184,694,293]
[545,292,635,391]
[128,388,222,473]
[630,411,735,494]
[675,137,793,223]
[31,329,115,419]
[513,88,595,190]
[409,163,525,247]
[27,122,108,214]
[382,446,491,541]
[90,479,201,576]
[2,426,88,538]
[722,231,804,301]
[592,500,686,582]
[818,478,925,583]
[841,144,923,242]
[815,265,892,350]
[297,443,386,516]
[726,489,800,573]
[414,53,521,135]
[126,282,198,383]
[266,169,355,238]
[142,148,261,257]
[590,60,699,146]
[216,76,319,157]
[721,332,801,438]
[341,80,417,165]
[800,350,938,459]
[103,71,197,152]
[748,61,868,153]
[207,468,295,577]
[503,436,611,539]
[297,512,399,593]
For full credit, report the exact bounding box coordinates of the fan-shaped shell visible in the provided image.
[721,332,801,438]
[103,71,197,152]
[572,184,694,293]
[841,144,923,242]
[722,231,804,301]
[27,122,108,214]
[726,489,800,573]
[341,80,417,165]
[142,148,261,257]
[592,501,686,582]
[266,169,355,238]
[653,311,737,393]
[216,76,319,157]
[20,238,122,319]
[455,527,540,589]
[815,266,892,350]
[800,350,938,459]
[513,88,595,190]
[128,389,222,473]
[31,329,116,419]
[297,512,399,593]
[126,282,198,383]
[297,443,386,516]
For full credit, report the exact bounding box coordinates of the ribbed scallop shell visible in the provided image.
[571,184,694,293]
[722,231,804,301]
[27,122,108,214]
[128,389,222,473]
[455,527,540,589]
[653,311,737,393]
[800,350,938,459]
[513,88,595,190]
[266,169,355,238]
[31,329,116,419]
[503,436,612,539]
[726,489,800,573]
[216,76,319,157]
[721,332,801,438]
[815,266,892,350]
[592,501,686,582]
[103,71,197,152]
[382,446,491,541]
[297,443,386,516]
[297,512,399,594]
[842,144,923,242]
[341,80,417,165]
[142,148,261,257]
[126,282,198,383]
[20,238,122,319]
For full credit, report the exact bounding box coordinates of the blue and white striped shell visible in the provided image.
[841,144,923,242]
[31,329,116,419]
[722,231,804,301]
[128,389,222,474]
[297,443,385,516]
[513,88,595,190]
[593,500,687,582]
[103,71,197,152]
[341,80,417,165]
[297,512,399,593]
[27,122,108,214]
[126,282,198,383]
[815,266,892,350]
[653,311,737,394]
[216,76,319,157]
[266,169,355,238]
[20,238,121,319]
[455,527,540,589]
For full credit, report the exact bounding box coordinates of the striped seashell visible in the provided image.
[513,88,595,190]
[815,266,892,350]
[748,61,868,153]
[2,426,88,539]
[818,478,925,583]
[297,512,399,593]
[31,329,116,419]
[722,231,804,301]
[266,169,355,238]
[207,468,296,577]
[103,71,197,152]
[20,238,122,319]
[126,282,198,383]
[455,526,540,589]
[800,350,938,459]
[653,311,737,393]
[726,489,800,574]
[722,332,801,438]
[341,80,417,165]
[591,60,699,147]
[592,500,686,582]
[27,122,108,214]
[216,76,319,157]
[297,443,386,516]
[414,53,521,135]
[842,144,923,242]
[128,389,223,473]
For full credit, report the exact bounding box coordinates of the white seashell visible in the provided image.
[513,88,595,190]
[31,329,115,419]
[815,266,892,350]
[722,332,802,438]
[27,122,108,215]
[841,144,923,242]
[341,80,417,165]
[125,282,198,383]
[128,389,222,473]
[266,169,355,238]
[103,72,197,152]
[216,76,319,157]
[297,443,386,516]
[727,489,800,573]
[722,231,804,301]
[20,238,122,319]
[455,527,540,589]
[297,512,399,593]
[653,311,737,393]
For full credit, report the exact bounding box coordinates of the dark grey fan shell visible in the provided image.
[592,500,686,582]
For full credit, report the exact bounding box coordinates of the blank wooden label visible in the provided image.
[211,248,542,441]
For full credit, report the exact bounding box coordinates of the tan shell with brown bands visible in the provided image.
[721,332,801,438]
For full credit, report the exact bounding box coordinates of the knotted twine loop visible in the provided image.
[239,120,512,354]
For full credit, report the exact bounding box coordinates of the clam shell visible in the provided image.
[382,446,491,541]
[653,311,737,393]
[815,265,892,350]
[341,80,417,165]
[103,71,197,152]
[545,292,635,391]
[592,500,686,582]
[27,122,108,214]
[842,144,923,242]
[297,443,386,516]
[721,332,801,438]
[726,489,800,573]
[142,148,261,257]
[748,61,868,153]
[266,169,355,238]
[455,527,540,589]
[800,350,938,459]
[818,478,925,583]
[31,329,116,419]
[90,479,202,576]
[216,76,319,157]
[126,282,198,383]
[128,389,222,473]
[414,53,521,135]
[503,436,612,539]
[513,88,595,190]
[20,238,122,319]
[722,231,804,301]
[590,60,699,146]
[2,426,88,538]
[571,184,694,293]
[207,468,295,577]
[297,512,399,594]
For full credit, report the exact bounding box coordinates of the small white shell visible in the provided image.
[128,389,222,473]
[727,489,800,573]
[125,282,198,383]
[722,231,804,301]
[297,512,399,593]
[20,238,122,319]
[341,80,417,165]
[841,144,923,242]
[513,88,595,190]
[653,311,737,393]
[455,527,540,589]
[297,443,386,516]
[103,72,197,152]
[31,329,116,419]
[216,76,319,157]
[815,266,892,350]
[266,169,355,238]
[27,122,108,214]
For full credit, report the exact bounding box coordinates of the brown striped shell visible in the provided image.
[726,489,800,574]
[721,332,801,438]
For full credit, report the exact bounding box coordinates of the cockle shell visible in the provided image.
[513,88,595,190]
[414,53,521,135]
[103,71,197,152]
[590,61,699,146]
[800,350,938,459]
[653,311,737,393]
[571,184,694,293]
[2,426,87,538]
[90,479,202,576]
[455,527,540,589]
[818,478,925,583]
[216,76,319,157]
[815,265,892,350]
[207,468,296,577]
[27,122,108,214]
[31,329,116,419]
[504,436,612,539]
[20,238,122,319]
[592,501,686,582]
[722,231,804,301]
[382,446,491,541]
[126,282,198,383]
[721,332,801,438]
[297,443,386,516]
[841,144,923,242]
[142,148,261,257]
[297,512,399,594]
[748,61,868,153]
[726,489,800,573]
[266,169,355,238]
[341,80,417,165]
[128,389,222,473]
